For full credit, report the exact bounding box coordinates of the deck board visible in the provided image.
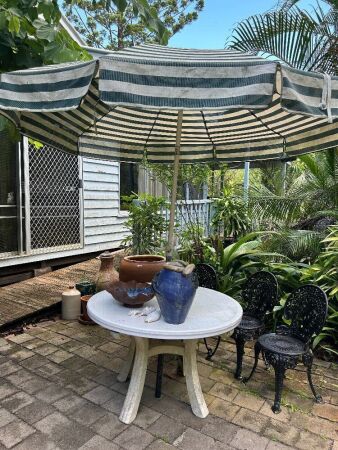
[0,258,100,327]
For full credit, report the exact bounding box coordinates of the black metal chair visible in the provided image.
[233,271,278,380]
[243,285,328,413]
[154,262,218,397]
[195,263,221,360]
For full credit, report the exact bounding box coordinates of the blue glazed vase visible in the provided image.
[152,268,199,324]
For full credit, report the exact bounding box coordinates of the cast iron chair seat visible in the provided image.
[258,333,306,356]
[238,315,263,330]
[233,271,278,380]
[243,285,328,414]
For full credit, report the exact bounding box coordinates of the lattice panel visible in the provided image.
[28,143,81,253]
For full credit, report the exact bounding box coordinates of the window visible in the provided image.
[0,130,18,254]
[120,162,138,210]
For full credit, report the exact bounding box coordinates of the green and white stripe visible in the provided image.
[0,45,337,164]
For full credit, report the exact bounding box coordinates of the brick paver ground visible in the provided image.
[0,317,336,450]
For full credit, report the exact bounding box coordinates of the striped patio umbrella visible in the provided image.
[0,44,337,257]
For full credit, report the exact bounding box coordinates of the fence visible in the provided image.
[163,199,215,241]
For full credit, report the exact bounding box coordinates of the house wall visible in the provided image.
[0,155,128,268]
[82,157,127,248]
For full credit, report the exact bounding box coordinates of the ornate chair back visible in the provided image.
[283,285,328,344]
[242,271,278,322]
[195,263,217,290]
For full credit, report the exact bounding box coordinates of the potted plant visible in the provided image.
[75,274,96,296]
[120,195,169,282]
[211,189,249,246]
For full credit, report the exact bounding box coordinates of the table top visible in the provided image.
[87,287,243,340]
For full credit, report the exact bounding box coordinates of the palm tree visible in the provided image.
[228,0,337,75]
[249,149,338,227]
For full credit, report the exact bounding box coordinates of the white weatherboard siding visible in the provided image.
[83,158,128,246]
[0,157,128,268]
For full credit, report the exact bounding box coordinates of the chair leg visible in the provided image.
[204,336,221,361]
[234,336,245,380]
[242,341,261,383]
[271,361,286,414]
[302,352,323,403]
[155,355,164,398]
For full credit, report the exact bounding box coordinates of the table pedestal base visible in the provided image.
[118,337,209,424]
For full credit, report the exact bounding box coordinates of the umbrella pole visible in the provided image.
[166,109,183,261]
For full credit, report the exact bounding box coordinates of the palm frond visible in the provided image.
[228,9,337,74]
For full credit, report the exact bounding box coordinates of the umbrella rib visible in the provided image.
[249,110,287,154]
[200,111,216,150]
[145,110,161,148]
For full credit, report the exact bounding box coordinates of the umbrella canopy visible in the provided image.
[1,44,337,258]
[0,44,337,165]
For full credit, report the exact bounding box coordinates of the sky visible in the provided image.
[169,0,315,49]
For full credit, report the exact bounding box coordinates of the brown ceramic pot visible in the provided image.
[95,251,119,292]
[80,295,94,323]
[119,255,166,283]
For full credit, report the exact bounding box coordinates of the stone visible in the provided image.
[79,435,119,450]
[91,412,128,440]
[0,384,17,401]
[208,383,239,402]
[266,443,293,450]
[259,401,291,423]
[6,334,34,344]
[113,425,154,450]
[53,394,87,413]
[11,432,60,450]
[133,405,161,429]
[208,398,241,422]
[47,350,73,364]
[232,391,265,412]
[0,419,35,448]
[98,342,121,354]
[102,392,126,415]
[34,344,58,356]
[83,385,115,405]
[15,400,56,424]
[19,376,50,395]
[232,408,269,433]
[35,362,63,377]
[71,402,107,426]
[0,361,20,376]
[0,392,34,413]
[147,439,176,449]
[199,416,239,444]
[36,385,71,404]
[35,412,95,449]
[209,369,235,385]
[295,430,332,450]
[262,419,300,447]
[20,355,47,371]
[0,408,16,428]
[6,370,33,387]
[172,428,217,450]
[147,415,186,444]
[313,403,338,422]
[230,428,269,450]
[8,349,34,362]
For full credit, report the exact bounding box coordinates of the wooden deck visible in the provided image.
[0,258,100,329]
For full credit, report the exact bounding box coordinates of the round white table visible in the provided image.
[87,287,242,424]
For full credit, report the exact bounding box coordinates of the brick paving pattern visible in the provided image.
[0,318,336,449]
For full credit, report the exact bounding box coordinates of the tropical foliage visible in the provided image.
[211,189,249,240]
[228,0,338,75]
[0,0,168,72]
[64,0,203,49]
[122,194,169,255]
